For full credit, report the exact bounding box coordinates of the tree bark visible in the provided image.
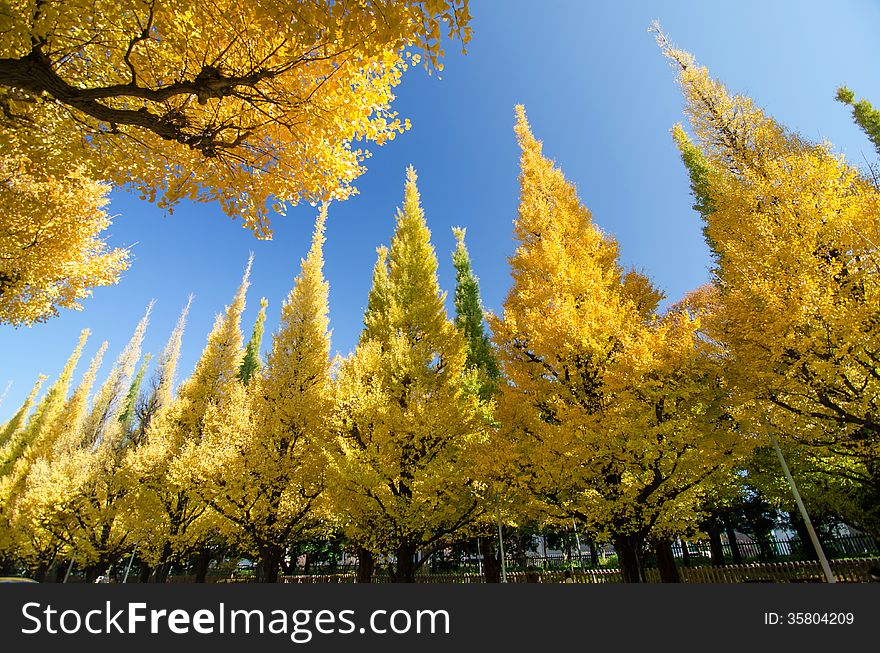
[194,548,211,583]
[724,519,743,564]
[154,541,173,582]
[680,538,691,567]
[613,534,645,583]
[788,510,819,561]
[259,545,282,583]
[706,522,725,566]
[480,536,501,583]
[391,544,417,583]
[653,538,680,583]
[356,547,374,584]
[84,564,103,583]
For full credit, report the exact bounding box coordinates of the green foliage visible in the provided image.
[238,297,268,386]
[836,86,880,156]
[451,227,500,398]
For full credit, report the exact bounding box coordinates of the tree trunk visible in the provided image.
[391,544,417,583]
[589,538,598,568]
[84,564,103,583]
[724,520,742,564]
[480,536,501,583]
[259,546,282,583]
[356,547,374,583]
[32,558,52,583]
[54,561,68,583]
[706,522,725,567]
[788,510,818,561]
[653,538,680,583]
[194,548,211,583]
[614,534,645,583]
[154,541,173,582]
[139,561,153,583]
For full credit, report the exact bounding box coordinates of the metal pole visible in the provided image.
[123,547,137,583]
[769,431,835,583]
[572,520,582,567]
[63,554,75,584]
[496,492,508,583]
[476,538,483,576]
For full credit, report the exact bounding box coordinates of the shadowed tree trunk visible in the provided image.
[480,536,501,583]
[357,547,374,583]
[680,538,691,567]
[154,541,174,582]
[84,564,103,582]
[788,510,819,561]
[139,561,152,583]
[391,544,418,583]
[259,545,282,583]
[706,521,725,566]
[653,538,681,583]
[589,538,598,568]
[194,548,211,583]
[614,534,646,583]
[724,519,743,564]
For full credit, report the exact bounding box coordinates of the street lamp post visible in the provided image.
[123,547,137,583]
[496,492,508,583]
[768,428,835,583]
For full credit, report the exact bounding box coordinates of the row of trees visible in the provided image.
[1,33,878,582]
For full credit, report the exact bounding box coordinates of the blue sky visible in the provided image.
[2,0,879,422]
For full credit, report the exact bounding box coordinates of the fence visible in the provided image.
[243,557,878,584]
[514,534,878,571]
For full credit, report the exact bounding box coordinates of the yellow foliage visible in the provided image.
[659,29,880,464]
[0,0,471,238]
[331,169,485,578]
[0,157,129,325]
[491,106,747,564]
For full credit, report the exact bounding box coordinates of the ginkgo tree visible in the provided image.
[186,209,335,582]
[659,28,880,541]
[0,0,472,238]
[490,106,746,582]
[130,265,251,581]
[331,168,486,582]
[0,158,129,326]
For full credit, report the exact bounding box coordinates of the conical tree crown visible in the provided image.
[256,206,333,477]
[363,245,392,343]
[52,342,108,456]
[266,206,332,392]
[239,297,268,386]
[671,124,720,256]
[493,105,634,393]
[656,25,880,455]
[386,167,454,350]
[364,167,461,374]
[835,87,880,157]
[153,296,192,411]
[23,330,90,446]
[0,375,46,472]
[181,256,251,411]
[84,304,152,448]
[451,227,499,386]
[120,354,151,432]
